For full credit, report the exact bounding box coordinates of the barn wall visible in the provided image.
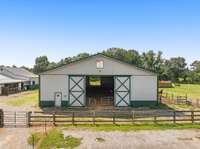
[31,77,39,85]
[40,75,69,107]
[130,76,157,107]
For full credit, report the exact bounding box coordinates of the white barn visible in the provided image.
[39,54,158,108]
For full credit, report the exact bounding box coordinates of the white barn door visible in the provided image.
[114,76,130,106]
[69,76,86,106]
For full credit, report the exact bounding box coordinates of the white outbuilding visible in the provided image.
[39,53,158,108]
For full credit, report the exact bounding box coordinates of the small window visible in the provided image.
[96,60,104,69]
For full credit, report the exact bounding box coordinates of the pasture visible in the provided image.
[160,84,200,100]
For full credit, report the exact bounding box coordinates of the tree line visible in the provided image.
[33,48,200,83]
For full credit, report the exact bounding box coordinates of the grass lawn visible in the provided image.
[28,128,82,149]
[1,90,38,107]
[160,84,200,100]
[157,103,200,110]
[64,123,200,131]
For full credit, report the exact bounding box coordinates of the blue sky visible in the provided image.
[0,0,200,67]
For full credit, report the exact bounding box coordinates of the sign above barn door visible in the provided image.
[114,76,130,106]
[69,76,86,106]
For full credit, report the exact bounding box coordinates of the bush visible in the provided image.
[40,128,82,149]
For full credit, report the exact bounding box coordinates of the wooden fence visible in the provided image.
[160,92,200,107]
[28,110,200,126]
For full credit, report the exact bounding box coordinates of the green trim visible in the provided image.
[61,101,69,107]
[130,100,157,107]
[40,101,55,107]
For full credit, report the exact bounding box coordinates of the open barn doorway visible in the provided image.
[86,76,114,107]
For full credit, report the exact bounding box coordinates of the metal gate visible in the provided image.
[69,76,86,106]
[114,76,130,106]
[3,111,28,127]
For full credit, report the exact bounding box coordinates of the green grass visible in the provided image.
[39,128,82,149]
[160,84,200,100]
[156,103,200,110]
[2,90,38,107]
[28,128,82,149]
[63,123,200,132]
[27,132,42,146]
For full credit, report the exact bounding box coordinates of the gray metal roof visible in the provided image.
[0,66,38,78]
[0,74,25,84]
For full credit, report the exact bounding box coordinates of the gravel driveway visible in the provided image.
[1,128,200,149]
[63,129,200,149]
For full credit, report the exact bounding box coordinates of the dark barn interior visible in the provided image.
[86,76,114,107]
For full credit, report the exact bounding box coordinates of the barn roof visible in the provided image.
[41,53,157,75]
[0,74,25,84]
[0,66,38,78]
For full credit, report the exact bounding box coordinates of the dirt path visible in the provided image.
[0,128,31,149]
[63,129,200,149]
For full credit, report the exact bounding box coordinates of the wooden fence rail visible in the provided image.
[28,110,200,126]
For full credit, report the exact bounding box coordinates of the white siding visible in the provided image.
[131,76,157,101]
[40,75,68,101]
[31,77,39,85]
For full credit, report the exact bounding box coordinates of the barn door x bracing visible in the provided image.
[69,76,86,106]
[114,76,130,106]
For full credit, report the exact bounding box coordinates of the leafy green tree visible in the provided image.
[33,56,49,74]
[141,50,163,73]
[164,57,187,82]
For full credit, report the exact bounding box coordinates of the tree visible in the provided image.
[33,56,49,74]
[141,50,163,73]
[124,49,142,66]
[164,57,187,82]
[191,61,200,72]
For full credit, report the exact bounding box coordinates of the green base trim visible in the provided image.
[130,100,158,107]
[40,101,55,107]
[61,101,69,107]
[40,100,69,107]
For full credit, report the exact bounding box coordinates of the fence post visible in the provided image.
[132,111,135,125]
[173,111,176,124]
[0,109,4,127]
[197,99,199,107]
[191,111,194,124]
[113,112,116,125]
[14,112,16,128]
[53,112,56,126]
[72,112,75,125]
[154,116,157,124]
[27,112,31,127]
[93,111,96,125]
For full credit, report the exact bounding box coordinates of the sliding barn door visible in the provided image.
[114,76,130,106]
[69,76,86,106]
